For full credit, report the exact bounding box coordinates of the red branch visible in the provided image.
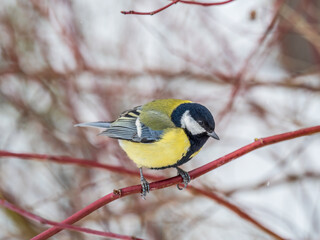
[0,151,142,177]
[0,199,140,240]
[28,125,320,239]
[121,0,181,15]
[179,0,234,6]
[0,155,283,239]
[121,0,234,15]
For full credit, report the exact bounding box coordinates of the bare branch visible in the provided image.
[28,125,320,239]
[0,151,290,239]
[179,0,234,6]
[0,199,141,240]
[121,0,181,15]
[121,0,234,15]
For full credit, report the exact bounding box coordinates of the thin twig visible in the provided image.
[218,0,285,121]
[222,171,320,195]
[179,0,234,6]
[121,0,234,15]
[121,0,181,15]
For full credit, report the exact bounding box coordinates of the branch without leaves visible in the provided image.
[26,125,320,239]
[121,0,181,15]
[0,199,139,240]
[179,0,234,6]
[0,152,285,239]
[121,0,234,15]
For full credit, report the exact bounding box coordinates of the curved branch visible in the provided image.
[121,0,181,15]
[0,151,143,177]
[121,0,234,15]
[179,0,234,6]
[0,199,139,240]
[0,151,284,239]
[30,125,320,239]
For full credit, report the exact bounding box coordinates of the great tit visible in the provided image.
[75,99,219,198]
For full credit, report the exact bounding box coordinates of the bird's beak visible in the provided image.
[208,131,220,140]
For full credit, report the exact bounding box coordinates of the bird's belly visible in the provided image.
[119,128,190,169]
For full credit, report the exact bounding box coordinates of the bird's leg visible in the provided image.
[139,168,150,199]
[176,167,191,190]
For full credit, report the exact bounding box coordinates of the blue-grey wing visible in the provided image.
[76,106,163,143]
[101,118,163,143]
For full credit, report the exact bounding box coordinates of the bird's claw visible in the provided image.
[140,177,150,199]
[176,167,191,190]
[139,168,149,199]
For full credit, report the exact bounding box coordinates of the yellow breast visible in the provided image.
[119,128,190,169]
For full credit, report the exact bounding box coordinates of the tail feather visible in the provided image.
[74,121,111,129]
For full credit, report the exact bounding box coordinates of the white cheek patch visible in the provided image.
[180,110,206,135]
[135,118,142,138]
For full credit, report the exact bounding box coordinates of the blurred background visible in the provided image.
[0,0,320,239]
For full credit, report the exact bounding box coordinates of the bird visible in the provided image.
[75,99,219,198]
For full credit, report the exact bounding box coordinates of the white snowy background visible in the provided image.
[0,0,319,239]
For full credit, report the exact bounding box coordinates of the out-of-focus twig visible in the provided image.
[0,151,144,178]
[218,0,285,121]
[222,171,320,196]
[0,199,139,240]
[188,186,284,240]
[280,4,320,55]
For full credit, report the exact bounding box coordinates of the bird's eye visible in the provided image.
[197,120,203,125]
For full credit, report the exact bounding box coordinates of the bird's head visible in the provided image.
[171,103,219,140]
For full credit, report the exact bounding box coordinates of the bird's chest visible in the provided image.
[119,128,191,169]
